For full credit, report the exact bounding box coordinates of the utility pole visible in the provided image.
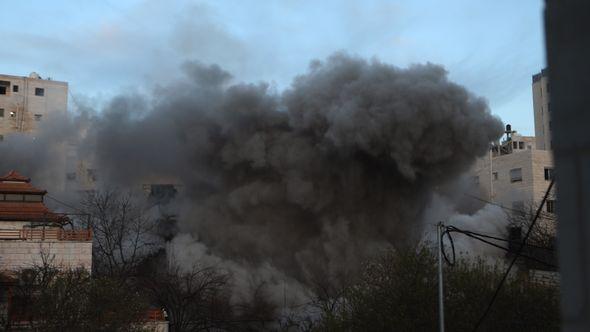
[437,222,445,332]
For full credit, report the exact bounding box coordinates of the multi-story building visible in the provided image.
[532,69,552,150]
[0,73,68,140]
[0,170,92,271]
[471,131,555,214]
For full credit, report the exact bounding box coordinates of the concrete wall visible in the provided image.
[532,70,552,150]
[0,240,92,271]
[0,74,68,138]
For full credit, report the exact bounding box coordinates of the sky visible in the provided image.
[0,0,545,135]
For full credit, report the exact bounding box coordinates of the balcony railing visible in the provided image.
[0,228,92,241]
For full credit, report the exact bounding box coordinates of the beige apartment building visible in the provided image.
[532,69,552,150]
[0,73,68,139]
[471,138,554,213]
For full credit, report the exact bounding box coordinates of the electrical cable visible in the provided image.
[445,225,555,252]
[442,226,557,269]
[472,177,556,331]
[440,227,456,266]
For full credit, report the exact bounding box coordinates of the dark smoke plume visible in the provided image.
[0,53,503,284]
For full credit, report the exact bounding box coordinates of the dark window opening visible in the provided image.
[34,114,42,121]
[35,88,44,96]
[12,85,18,93]
[519,142,524,149]
[0,109,4,117]
[544,167,554,181]
[493,172,498,181]
[0,80,9,95]
[546,200,555,213]
[513,141,518,149]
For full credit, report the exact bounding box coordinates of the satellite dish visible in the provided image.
[29,72,41,79]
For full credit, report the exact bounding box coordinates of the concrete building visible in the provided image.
[472,136,555,213]
[532,69,552,150]
[0,73,68,140]
[0,171,92,271]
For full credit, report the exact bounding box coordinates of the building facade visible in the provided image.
[0,73,68,140]
[0,171,92,271]
[471,139,555,213]
[532,69,551,150]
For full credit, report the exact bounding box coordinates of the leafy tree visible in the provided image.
[310,246,560,332]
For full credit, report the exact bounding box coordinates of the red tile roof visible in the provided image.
[0,171,46,195]
[0,171,65,223]
[0,202,66,222]
[0,171,31,182]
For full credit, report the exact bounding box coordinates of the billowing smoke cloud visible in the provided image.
[0,53,503,285]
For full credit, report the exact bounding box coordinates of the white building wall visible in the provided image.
[471,149,554,210]
[0,240,92,271]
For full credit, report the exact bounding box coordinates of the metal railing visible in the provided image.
[0,228,92,241]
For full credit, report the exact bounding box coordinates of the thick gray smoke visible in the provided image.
[0,53,503,284]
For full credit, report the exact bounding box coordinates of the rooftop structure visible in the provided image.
[532,69,552,150]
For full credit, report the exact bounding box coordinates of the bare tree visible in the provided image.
[142,264,233,331]
[507,199,558,270]
[81,189,158,280]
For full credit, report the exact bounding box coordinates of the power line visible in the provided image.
[444,225,555,252]
[463,192,557,221]
[442,226,557,269]
[45,194,85,214]
[472,177,556,331]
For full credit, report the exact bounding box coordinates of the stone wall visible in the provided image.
[0,240,92,271]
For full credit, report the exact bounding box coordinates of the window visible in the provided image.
[0,80,9,95]
[34,114,43,121]
[13,85,18,92]
[4,194,24,201]
[512,141,518,149]
[24,195,43,202]
[549,121,552,130]
[35,88,44,96]
[510,168,522,183]
[493,172,498,181]
[0,109,4,117]
[547,102,551,113]
[544,167,554,181]
[546,200,555,213]
[518,142,524,149]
